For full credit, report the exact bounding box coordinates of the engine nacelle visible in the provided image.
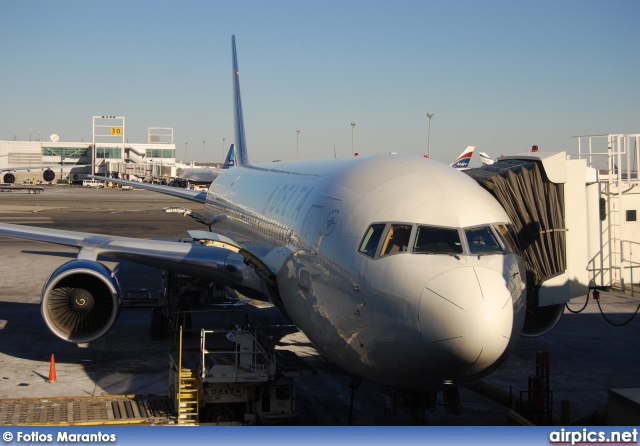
[41,260,121,344]
[521,303,564,337]
[3,173,15,184]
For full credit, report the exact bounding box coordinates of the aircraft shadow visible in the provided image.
[21,250,78,259]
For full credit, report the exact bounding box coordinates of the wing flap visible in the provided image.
[0,223,247,286]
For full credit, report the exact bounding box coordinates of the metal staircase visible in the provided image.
[577,133,640,292]
[176,327,200,425]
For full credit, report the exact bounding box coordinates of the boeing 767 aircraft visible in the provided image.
[0,36,527,421]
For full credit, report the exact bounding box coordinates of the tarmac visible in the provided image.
[0,185,639,425]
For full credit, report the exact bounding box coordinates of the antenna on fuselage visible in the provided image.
[232,35,249,166]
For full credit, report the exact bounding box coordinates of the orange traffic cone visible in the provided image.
[48,354,57,383]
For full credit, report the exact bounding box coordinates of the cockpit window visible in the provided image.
[380,224,413,256]
[494,224,520,254]
[413,226,463,254]
[465,226,503,255]
[359,223,386,257]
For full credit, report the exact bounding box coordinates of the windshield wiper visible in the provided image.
[419,251,461,260]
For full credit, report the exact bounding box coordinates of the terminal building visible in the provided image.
[0,117,176,184]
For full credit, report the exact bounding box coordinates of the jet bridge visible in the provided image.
[466,152,583,336]
[466,158,567,297]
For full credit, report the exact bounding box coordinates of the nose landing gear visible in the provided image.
[398,387,461,424]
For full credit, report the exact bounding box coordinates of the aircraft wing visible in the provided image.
[2,165,55,172]
[176,168,221,184]
[1,164,90,172]
[0,223,246,285]
[90,176,208,204]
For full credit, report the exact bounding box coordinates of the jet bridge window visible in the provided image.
[359,223,386,257]
[413,226,463,255]
[380,224,413,256]
[465,226,503,255]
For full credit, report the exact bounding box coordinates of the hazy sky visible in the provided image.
[1,0,638,166]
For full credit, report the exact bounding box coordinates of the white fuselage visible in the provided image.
[204,154,526,391]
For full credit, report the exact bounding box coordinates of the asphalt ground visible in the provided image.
[0,185,639,425]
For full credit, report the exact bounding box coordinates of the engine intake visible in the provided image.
[43,169,55,182]
[41,260,121,344]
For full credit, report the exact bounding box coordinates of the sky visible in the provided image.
[1,0,638,166]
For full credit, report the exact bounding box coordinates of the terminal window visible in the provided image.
[96,147,121,158]
[42,147,90,157]
[148,149,175,158]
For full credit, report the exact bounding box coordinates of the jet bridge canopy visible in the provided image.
[465,159,567,306]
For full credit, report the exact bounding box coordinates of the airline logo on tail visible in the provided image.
[479,152,495,166]
[450,146,475,169]
[222,144,235,169]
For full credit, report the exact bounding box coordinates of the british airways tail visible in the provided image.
[449,146,475,169]
[232,35,249,166]
[222,144,235,169]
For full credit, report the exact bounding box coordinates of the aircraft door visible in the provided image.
[297,205,324,293]
[300,205,324,250]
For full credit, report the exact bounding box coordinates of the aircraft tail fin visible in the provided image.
[232,35,249,166]
[222,144,235,169]
[450,146,475,169]
[479,152,495,166]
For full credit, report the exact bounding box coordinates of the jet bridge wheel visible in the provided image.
[204,405,235,424]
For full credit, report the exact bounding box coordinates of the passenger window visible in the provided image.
[465,226,503,255]
[359,223,386,257]
[413,226,463,254]
[380,224,413,256]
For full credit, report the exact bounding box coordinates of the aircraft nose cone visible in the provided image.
[419,267,513,378]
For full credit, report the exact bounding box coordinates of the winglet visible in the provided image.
[232,35,249,166]
[450,146,475,169]
[222,144,235,169]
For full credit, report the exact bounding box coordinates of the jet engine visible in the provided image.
[3,173,15,184]
[521,303,564,337]
[43,169,55,182]
[41,260,121,344]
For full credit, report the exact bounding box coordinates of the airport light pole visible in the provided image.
[350,122,356,156]
[426,113,434,159]
[185,142,188,163]
[222,138,226,163]
[202,140,205,165]
[296,129,301,160]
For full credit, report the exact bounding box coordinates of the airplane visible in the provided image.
[173,143,236,187]
[0,35,529,421]
[0,154,89,185]
[449,146,475,170]
[1,165,58,184]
